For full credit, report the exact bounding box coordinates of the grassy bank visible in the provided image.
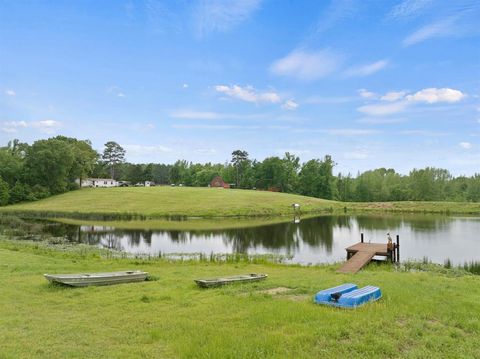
[0,187,340,219]
[2,187,480,220]
[0,240,479,358]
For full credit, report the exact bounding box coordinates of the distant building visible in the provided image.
[210,176,230,189]
[78,178,118,188]
[145,181,155,187]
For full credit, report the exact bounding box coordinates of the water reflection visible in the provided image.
[32,214,480,264]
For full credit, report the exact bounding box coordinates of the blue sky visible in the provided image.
[1,0,479,175]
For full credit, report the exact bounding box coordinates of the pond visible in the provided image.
[17,214,480,265]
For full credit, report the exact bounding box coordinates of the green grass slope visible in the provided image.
[2,186,480,219]
[1,187,340,218]
[0,241,479,358]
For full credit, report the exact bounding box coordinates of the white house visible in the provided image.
[77,178,118,188]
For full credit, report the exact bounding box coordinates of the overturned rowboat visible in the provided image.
[314,283,381,308]
[194,273,267,288]
[44,270,148,287]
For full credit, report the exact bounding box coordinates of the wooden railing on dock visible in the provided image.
[337,234,400,274]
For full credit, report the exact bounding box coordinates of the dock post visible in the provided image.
[361,233,364,243]
[396,235,400,263]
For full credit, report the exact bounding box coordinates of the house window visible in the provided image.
[104,181,107,185]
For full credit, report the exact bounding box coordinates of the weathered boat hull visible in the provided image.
[44,270,148,287]
[194,273,267,288]
[314,283,381,308]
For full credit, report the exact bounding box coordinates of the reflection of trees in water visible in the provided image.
[102,233,123,251]
[355,214,451,232]
[38,214,456,255]
[40,217,353,254]
[164,215,355,254]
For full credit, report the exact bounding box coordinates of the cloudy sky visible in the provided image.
[1,0,479,175]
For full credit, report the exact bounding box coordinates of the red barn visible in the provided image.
[210,176,230,188]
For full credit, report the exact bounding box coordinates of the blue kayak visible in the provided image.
[314,283,381,308]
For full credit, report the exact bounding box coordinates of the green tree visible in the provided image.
[53,136,98,185]
[298,156,336,199]
[125,164,144,184]
[102,141,126,180]
[231,150,249,188]
[24,138,75,194]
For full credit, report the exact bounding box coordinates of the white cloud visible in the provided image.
[358,101,409,116]
[171,110,223,120]
[356,117,405,124]
[406,88,465,103]
[124,144,173,155]
[182,83,189,88]
[194,148,216,155]
[459,142,472,149]
[5,90,16,96]
[194,0,261,37]
[215,85,280,104]
[358,89,377,99]
[172,124,243,130]
[321,128,380,136]
[388,0,434,20]
[344,150,369,160]
[1,120,62,134]
[31,120,62,134]
[281,99,298,110]
[107,86,126,98]
[344,59,389,77]
[399,130,449,136]
[170,109,267,120]
[270,49,342,81]
[1,120,27,133]
[381,91,406,102]
[403,18,456,46]
[358,87,465,116]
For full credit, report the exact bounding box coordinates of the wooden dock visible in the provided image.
[337,234,400,274]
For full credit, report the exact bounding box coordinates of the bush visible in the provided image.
[0,177,9,206]
[9,182,30,204]
[29,185,51,200]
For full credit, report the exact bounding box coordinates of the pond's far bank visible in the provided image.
[1,187,480,220]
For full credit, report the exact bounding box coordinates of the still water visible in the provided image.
[39,214,479,265]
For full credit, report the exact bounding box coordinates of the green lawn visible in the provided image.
[2,187,480,221]
[1,187,340,218]
[0,240,479,358]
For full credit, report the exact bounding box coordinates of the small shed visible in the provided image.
[210,176,230,189]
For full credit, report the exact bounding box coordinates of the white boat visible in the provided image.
[44,270,148,287]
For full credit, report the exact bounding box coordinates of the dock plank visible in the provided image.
[338,242,390,273]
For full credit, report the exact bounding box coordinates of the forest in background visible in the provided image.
[1,136,480,206]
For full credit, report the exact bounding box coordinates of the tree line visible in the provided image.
[1,136,480,206]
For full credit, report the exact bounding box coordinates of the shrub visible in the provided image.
[9,182,31,204]
[0,177,9,206]
[29,185,51,200]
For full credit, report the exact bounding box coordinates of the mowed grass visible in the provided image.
[1,240,479,358]
[2,187,480,222]
[1,187,340,218]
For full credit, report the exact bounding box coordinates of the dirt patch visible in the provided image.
[258,287,292,295]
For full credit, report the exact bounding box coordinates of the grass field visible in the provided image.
[0,187,339,218]
[0,239,479,358]
[2,187,480,221]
